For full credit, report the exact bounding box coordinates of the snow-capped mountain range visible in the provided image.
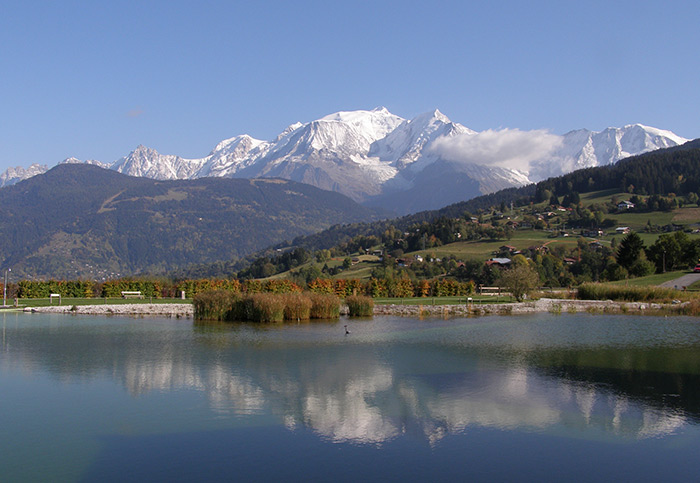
[1,108,689,214]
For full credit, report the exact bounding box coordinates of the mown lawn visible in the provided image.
[608,211,676,229]
[580,188,626,205]
[16,297,193,308]
[607,270,687,287]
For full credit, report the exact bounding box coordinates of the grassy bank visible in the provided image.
[607,270,687,287]
[577,282,694,303]
[14,297,192,308]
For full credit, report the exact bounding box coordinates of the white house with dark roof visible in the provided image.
[617,200,635,210]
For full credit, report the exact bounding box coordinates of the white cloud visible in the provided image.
[429,128,563,172]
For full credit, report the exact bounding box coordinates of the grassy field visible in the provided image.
[608,211,676,229]
[579,188,627,205]
[688,279,700,290]
[423,230,580,260]
[607,270,687,287]
[14,297,193,308]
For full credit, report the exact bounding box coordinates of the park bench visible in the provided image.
[121,291,144,299]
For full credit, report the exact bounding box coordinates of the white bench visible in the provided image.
[478,287,512,297]
[50,293,61,304]
[121,291,144,299]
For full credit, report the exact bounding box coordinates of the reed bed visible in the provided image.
[577,283,689,302]
[346,295,374,317]
[193,290,240,321]
[194,290,339,322]
[282,293,313,321]
[244,293,286,322]
[309,293,341,319]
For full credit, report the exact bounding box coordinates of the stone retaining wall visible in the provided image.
[26,304,193,317]
[24,298,681,318]
[373,298,673,318]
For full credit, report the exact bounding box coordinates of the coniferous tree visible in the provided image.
[616,232,645,270]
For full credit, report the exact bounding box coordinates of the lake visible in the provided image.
[2,312,700,481]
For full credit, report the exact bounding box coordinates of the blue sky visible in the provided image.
[2,0,699,171]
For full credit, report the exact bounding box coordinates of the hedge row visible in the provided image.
[14,277,473,299]
[308,278,475,298]
[101,280,162,298]
[17,280,95,298]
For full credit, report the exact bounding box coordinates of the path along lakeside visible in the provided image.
[23,298,686,318]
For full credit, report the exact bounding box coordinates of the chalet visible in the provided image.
[589,241,603,250]
[563,257,578,265]
[582,229,604,238]
[617,200,635,210]
[485,257,511,266]
[615,226,631,235]
[499,245,517,253]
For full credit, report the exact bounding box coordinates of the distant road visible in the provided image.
[659,273,700,290]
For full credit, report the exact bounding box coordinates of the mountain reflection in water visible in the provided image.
[2,313,699,446]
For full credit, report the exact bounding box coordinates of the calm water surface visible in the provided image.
[2,312,700,481]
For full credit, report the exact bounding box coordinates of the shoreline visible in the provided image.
[22,298,687,318]
[25,303,194,317]
[374,298,683,317]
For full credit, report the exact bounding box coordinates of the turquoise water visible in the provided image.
[2,312,700,481]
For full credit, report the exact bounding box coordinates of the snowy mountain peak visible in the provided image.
[0,163,49,188]
[275,122,304,143]
[210,134,266,155]
[413,108,449,124]
[319,107,404,143]
[369,109,475,167]
[528,124,690,181]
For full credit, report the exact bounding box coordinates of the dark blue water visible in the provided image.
[2,312,699,481]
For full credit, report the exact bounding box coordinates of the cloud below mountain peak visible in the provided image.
[429,128,563,172]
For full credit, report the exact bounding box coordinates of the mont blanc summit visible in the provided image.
[1,108,688,214]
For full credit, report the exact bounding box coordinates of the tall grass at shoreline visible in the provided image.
[194,290,339,322]
[346,295,374,317]
[192,290,240,321]
[309,293,341,319]
[282,294,313,321]
[577,283,690,302]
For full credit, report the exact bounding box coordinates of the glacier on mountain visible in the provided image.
[0,108,689,213]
